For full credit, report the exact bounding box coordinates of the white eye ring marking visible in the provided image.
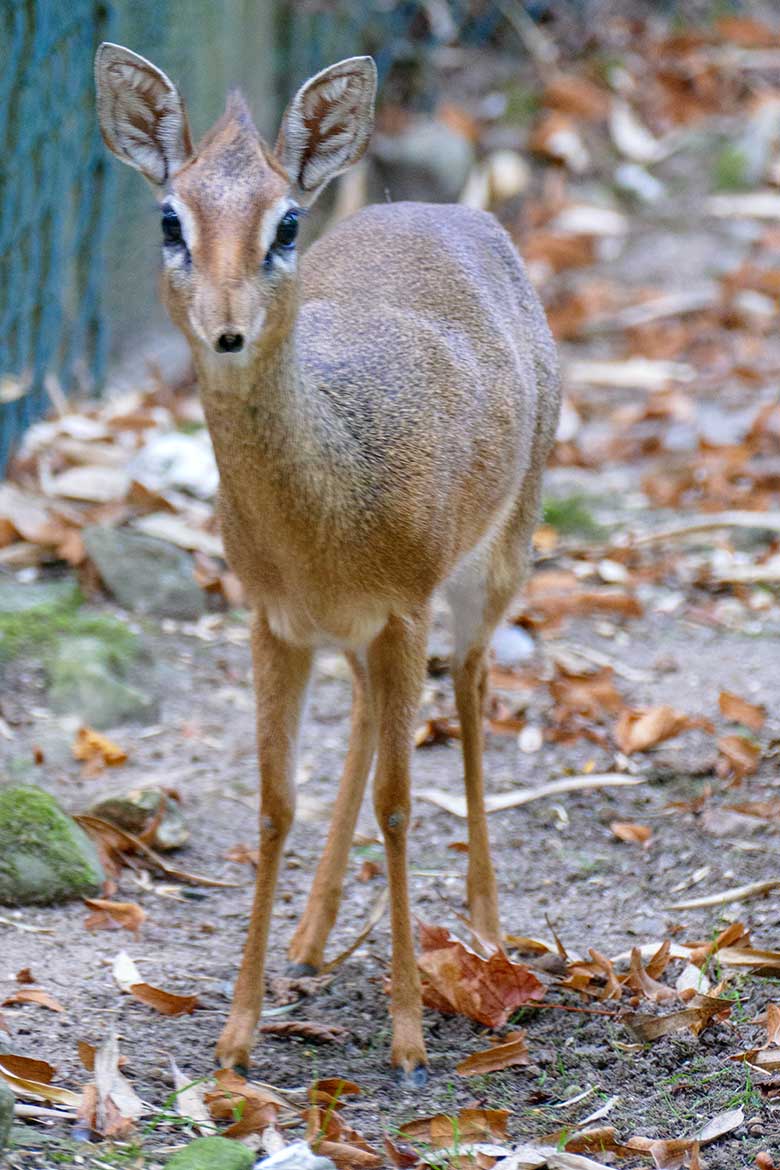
[162,195,198,253]
[259,196,297,257]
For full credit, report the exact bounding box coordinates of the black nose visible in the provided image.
[216,332,244,353]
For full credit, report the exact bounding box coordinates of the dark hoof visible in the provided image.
[393,1063,429,1088]
[286,961,320,977]
[233,1061,250,1078]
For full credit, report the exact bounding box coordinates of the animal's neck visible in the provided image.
[194,318,348,517]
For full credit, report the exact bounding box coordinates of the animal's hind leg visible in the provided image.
[447,518,537,952]
[288,651,376,974]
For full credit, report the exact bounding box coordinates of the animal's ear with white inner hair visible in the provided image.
[276,57,377,206]
[94,42,193,190]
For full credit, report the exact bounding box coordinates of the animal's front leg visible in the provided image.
[216,611,312,1071]
[368,609,429,1083]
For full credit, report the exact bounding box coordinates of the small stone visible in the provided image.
[90,787,188,850]
[48,635,155,728]
[164,1136,255,1170]
[83,526,205,619]
[0,784,104,904]
[0,1079,13,1156]
[491,625,535,667]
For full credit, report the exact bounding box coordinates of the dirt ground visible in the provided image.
[5,19,780,1170]
[2,504,780,1169]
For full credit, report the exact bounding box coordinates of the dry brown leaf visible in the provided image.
[205,1069,285,1137]
[731,1047,780,1071]
[309,1078,362,1105]
[550,665,625,722]
[610,821,653,847]
[314,1140,383,1169]
[305,1104,382,1168]
[0,1056,81,1107]
[259,1020,349,1044]
[0,1055,55,1083]
[15,968,35,984]
[414,717,461,747]
[384,1134,422,1168]
[456,1031,529,1076]
[223,1099,279,1139]
[614,706,713,754]
[356,859,382,882]
[766,1003,780,1045]
[626,947,677,1004]
[718,690,766,731]
[716,16,780,46]
[77,1033,144,1140]
[72,727,127,768]
[127,982,199,1016]
[718,734,760,780]
[624,994,731,1041]
[76,814,241,888]
[418,922,545,1027]
[83,898,146,936]
[400,1108,510,1148]
[78,1041,96,1072]
[0,483,66,544]
[2,988,64,1012]
[225,842,259,867]
[543,73,610,120]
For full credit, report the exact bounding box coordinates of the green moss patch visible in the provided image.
[0,784,104,905]
[0,579,136,666]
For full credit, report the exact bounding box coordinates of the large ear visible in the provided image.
[276,57,377,205]
[95,43,193,189]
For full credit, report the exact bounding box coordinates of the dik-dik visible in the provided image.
[95,44,560,1081]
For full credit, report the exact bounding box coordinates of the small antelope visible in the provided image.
[95,44,560,1081]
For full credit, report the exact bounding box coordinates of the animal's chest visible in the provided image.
[218,494,390,649]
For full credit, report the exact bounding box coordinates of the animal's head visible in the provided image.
[95,44,376,358]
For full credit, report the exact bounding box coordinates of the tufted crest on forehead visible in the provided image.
[174,89,289,209]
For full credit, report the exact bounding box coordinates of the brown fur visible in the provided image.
[95,47,561,1077]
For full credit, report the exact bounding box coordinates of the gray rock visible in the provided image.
[83,526,205,619]
[0,578,80,615]
[165,1136,255,1170]
[0,784,104,905]
[0,1078,13,1156]
[372,118,475,203]
[48,635,156,728]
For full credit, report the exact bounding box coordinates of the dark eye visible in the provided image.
[162,207,183,246]
[274,210,298,250]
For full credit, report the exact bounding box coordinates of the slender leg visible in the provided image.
[452,645,501,949]
[368,609,429,1080]
[216,611,312,1071]
[288,651,376,973]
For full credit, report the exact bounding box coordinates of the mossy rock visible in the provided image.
[0,576,136,666]
[0,785,104,905]
[48,635,155,728]
[164,1136,254,1170]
